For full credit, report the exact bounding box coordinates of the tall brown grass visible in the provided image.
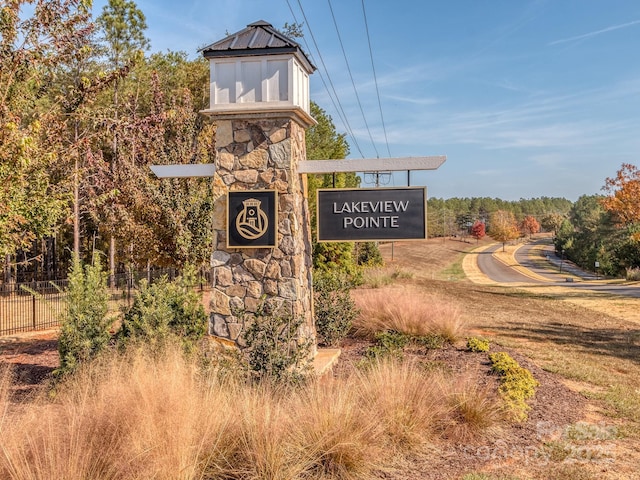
[0,341,501,479]
[0,364,12,429]
[361,267,414,288]
[0,345,236,479]
[351,287,466,341]
[292,378,383,478]
[355,358,448,451]
[437,374,504,443]
[214,384,303,479]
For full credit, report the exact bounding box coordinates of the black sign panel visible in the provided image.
[317,187,426,242]
[227,190,277,248]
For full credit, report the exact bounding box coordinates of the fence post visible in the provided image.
[32,293,37,330]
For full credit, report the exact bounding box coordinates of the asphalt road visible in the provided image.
[476,244,540,283]
[476,239,640,298]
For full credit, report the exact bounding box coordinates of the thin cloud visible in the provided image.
[385,79,640,153]
[384,94,441,107]
[548,19,640,46]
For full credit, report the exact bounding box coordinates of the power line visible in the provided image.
[288,0,365,158]
[326,0,379,158]
[361,0,391,158]
[284,0,360,156]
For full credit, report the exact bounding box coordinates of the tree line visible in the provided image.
[554,164,640,278]
[427,170,640,279]
[436,165,640,279]
[426,197,571,239]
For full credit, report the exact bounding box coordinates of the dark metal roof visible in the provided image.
[200,20,315,73]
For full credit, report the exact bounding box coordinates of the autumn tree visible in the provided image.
[120,53,210,269]
[541,213,565,236]
[521,215,540,239]
[601,163,640,227]
[96,0,149,283]
[0,0,93,273]
[142,75,215,269]
[470,220,486,243]
[87,63,214,273]
[600,164,640,271]
[48,9,130,261]
[489,210,520,251]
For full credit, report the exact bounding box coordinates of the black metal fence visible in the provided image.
[0,280,69,336]
[0,269,213,337]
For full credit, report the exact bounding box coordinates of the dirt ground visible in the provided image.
[0,330,59,402]
[1,237,640,479]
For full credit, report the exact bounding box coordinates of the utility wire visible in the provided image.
[361,0,391,157]
[288,0,365,158]
[327,0,379,158]
[285,0,360,156]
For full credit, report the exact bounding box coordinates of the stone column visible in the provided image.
[209,114,315,349]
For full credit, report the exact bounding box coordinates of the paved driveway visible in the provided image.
[475,239,640,298]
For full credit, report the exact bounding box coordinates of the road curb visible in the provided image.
[462,244,497,284]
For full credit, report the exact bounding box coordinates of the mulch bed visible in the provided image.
[333,336,589,479]
[0,331,59,402]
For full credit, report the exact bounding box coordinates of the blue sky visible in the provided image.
[91,0,640,201]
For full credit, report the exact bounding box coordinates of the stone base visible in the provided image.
[208,115,315,352]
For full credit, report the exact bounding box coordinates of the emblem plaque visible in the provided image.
[227,190,277,248]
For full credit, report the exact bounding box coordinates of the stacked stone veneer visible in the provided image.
[209,115,315,349]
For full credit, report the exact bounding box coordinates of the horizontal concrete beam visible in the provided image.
[298,156,446,174]
[150,164,216,178]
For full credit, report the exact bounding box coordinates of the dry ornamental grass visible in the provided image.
[0,339,507,480]
[351,287,466,342]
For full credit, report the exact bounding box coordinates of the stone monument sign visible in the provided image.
[200,20,317,348]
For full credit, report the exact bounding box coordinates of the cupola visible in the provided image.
[200,20,316,127]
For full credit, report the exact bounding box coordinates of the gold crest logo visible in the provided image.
[235,198,269,240]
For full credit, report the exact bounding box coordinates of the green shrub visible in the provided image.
[117,265,207,352]
[242,301,312,384]
[376,330,410,351]
[364,331,409,360]
[363,330,447,362]
[467,336,490,352]
[489,352,539,421]
[356,241,383,266]
[313,270,359,346]
[312,241,363,283]
[416,333,447,350]
[56,255,111,377]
